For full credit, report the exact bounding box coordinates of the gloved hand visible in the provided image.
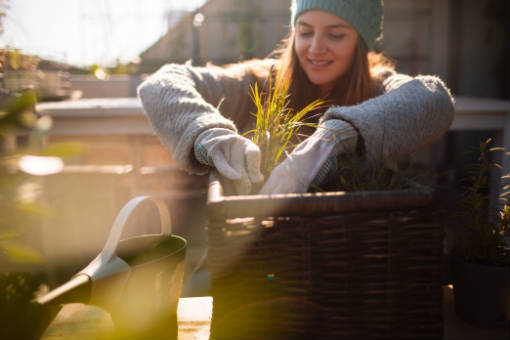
[259,119,358,195]
[194,128,264,195]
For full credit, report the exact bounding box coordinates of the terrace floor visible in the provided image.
[40,282,509,340]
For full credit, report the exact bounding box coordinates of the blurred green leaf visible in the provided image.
[0,91,38,133]
[8,50,19,70]
[18,111,37,128]
[2,243,44,264]
[6,91,36,114]
[40,142,85,158]
[0,231,18,241]
[17,201,53,219]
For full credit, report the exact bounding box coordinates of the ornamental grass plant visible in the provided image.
[245,70,324,179]
[328,153,412,192]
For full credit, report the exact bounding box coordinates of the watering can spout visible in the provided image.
[36,274,92,306]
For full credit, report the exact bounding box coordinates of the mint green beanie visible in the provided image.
[291,0,383,49]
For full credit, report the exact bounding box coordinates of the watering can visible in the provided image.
[36,196,187,339]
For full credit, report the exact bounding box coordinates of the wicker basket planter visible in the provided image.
[206,172,444,339]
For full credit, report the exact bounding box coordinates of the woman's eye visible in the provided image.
[298,31,313,37]
[328,33,346,40]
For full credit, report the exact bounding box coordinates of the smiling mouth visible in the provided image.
[308,59,333,67]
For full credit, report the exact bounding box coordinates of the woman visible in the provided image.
[138,0,454,196]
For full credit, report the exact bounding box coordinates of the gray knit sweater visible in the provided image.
[138,59,454,174]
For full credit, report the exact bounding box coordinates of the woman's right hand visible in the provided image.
[194,128,264,195]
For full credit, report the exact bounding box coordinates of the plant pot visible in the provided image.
[452,255,510,328]
[207,172,444,339]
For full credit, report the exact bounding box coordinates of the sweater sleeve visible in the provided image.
[321,68,455,168]
[137,60,273,174]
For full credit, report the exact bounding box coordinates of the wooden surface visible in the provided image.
[41,288,509,340]
[41,297,212,340]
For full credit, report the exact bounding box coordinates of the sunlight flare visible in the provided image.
[18,155,64,176]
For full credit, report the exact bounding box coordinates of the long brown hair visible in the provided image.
[276,31,393,119]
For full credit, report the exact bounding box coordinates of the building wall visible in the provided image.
[382,0,451,80]
[140,0,290,68]
[197,0,290,63]
[140,0,455,79]
[448,0,509,99]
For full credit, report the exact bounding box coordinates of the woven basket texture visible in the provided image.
[207,175,443,339]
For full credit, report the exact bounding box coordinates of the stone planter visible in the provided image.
[452,255,510,328]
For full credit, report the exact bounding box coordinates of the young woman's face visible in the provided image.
[294,10,359,95]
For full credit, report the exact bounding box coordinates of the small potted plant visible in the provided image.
[451,138,510,328]
[245,69,415,194]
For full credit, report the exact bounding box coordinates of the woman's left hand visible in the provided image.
[259,119,358,195]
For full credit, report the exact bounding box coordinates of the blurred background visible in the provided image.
[0,0,508,310]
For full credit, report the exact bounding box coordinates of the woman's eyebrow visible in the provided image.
[326,23,350,29]
[296,21,351,29]
[296,21,312,28]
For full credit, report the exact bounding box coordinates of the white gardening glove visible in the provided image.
[259,119,358,195]
[194,128,264,195]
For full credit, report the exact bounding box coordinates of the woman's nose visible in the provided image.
[309,35,327,53]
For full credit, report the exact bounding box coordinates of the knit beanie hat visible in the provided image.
[290,0,383,49]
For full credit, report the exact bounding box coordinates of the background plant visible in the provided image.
[0,90,83,338]
[0,90,45,267]
[456,138,509,266]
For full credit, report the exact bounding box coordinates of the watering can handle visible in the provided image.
[100,195,172,263]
